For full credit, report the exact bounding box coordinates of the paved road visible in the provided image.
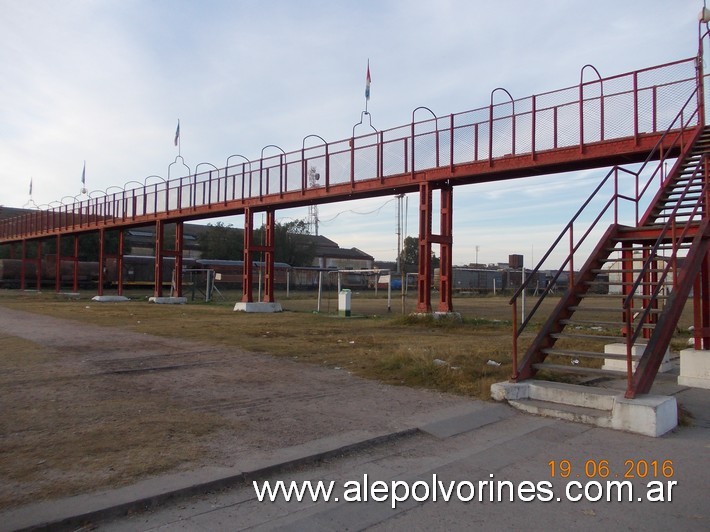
[99,386,709,531]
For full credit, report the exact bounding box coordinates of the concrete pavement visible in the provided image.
[3,379,708,531]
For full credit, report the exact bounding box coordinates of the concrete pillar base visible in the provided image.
[602,343,673,373]
[233,302,283,313]
[149,297,187,304]
[91,295,130,302]
[491,380,677,437]
[678,348,710,389]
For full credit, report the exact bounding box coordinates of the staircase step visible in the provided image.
[568,305,661,314]
[532,362,628,378]
[550,332,623,341]
[579,292,668,300]
[559,319,656,329]
[524,379,618,408]
[541,348,626,360]
[491,380,678,436]
[508,398,612,424]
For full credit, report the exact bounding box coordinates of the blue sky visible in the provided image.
[0,0,704,265]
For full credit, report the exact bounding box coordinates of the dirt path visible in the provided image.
[0,306,471,509]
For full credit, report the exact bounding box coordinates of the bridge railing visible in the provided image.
[0,57,699,241]
[508,74,703,378]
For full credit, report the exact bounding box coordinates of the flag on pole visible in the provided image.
[365,60,371,101]
[29,178,32,196]
[174,120,180,146]
[81,161,86,185]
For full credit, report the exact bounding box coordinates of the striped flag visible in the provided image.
[174,120,180,146]
[365,60,371,100]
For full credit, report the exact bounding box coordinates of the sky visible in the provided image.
[0,0,705,267]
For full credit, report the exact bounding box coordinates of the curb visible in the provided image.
[6,428,420,532]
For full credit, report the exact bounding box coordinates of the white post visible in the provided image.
[317,270,322,312]
[521,257,525,325]
[258,269,262,303]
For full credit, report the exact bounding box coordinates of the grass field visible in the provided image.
[0,288,696,508]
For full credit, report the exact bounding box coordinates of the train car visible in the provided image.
[0,257,99,287]
[104,255,198,286]
[196,259,292,288]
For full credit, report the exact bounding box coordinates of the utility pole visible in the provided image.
[396,193,406,314]
[307,166,320,235]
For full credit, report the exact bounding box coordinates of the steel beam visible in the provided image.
[416,183,433,312]
[98,229,106,296]
[262,210,276,303]
[242,208,254,303]
[438,184,454,312]
[117,230,124,296]
[174,222,183,297]
[154,221,164,297]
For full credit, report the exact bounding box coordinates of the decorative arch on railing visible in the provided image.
[226,154,252,203]
[302,134,328,193]
[167,155,191,181]
[193,163,219,208]
[260,145,286,199]
[580,64,604,145]
[489,87,515,160]
[411,106,440,174]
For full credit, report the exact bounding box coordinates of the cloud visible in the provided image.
[0,0,702,265]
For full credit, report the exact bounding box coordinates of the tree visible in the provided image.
[255,219,316,267]
[34,231,131,261]
[198,222,243,260]
[397,236,439,272]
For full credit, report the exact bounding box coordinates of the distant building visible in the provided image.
[309,235,374,270]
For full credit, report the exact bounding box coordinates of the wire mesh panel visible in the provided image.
[0,57,703,241]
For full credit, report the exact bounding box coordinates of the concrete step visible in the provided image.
[508,397,611,426]
[523,379,617,410]
[490,379,677,437]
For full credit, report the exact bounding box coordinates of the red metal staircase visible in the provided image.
[510,97,710,398]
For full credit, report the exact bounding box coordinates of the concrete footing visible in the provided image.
[91,295,130,303]
[233,302,283,313]
[602,343,673,373]
[149,297,187,305]
[411,312,462,321]
[491,380,677,437]
[678,348,710,389]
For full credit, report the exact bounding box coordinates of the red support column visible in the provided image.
[55,235,62,292]
[416,183,433,313]
[98,229,105,296]
[700,251,710,350]
[20,240,26,290]
[242,208,254,302]
[174,222,184,297]
[72,235,79,293]
[621,246,634,334]
[35,241,42,291]
[154,221,164,297]
[117,230,124,296]
[438,184,454,312]
[263,209,276,302]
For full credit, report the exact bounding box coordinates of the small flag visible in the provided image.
[81,161,86,185]
[365,60,371,101]
[174,120,180,146]
[29,178,32,196]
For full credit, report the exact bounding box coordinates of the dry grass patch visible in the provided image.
[0,324,232,509]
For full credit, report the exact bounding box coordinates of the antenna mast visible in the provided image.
[307,166,320,235]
